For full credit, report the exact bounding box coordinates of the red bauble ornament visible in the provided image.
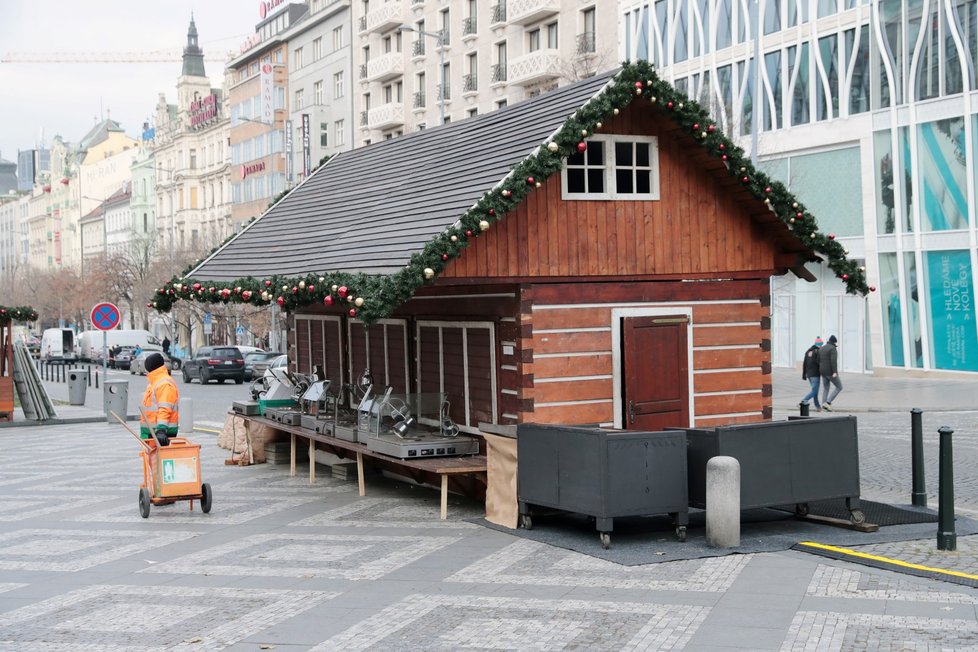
[338,286,348,298]
[828,233,836,240]
[634,80,643,89]
[324,295,334,306]
[264,280,272,287]
[577,142,587,153]
[465,229,473,237]
[276,296,285,306]
[208,287,215,293]
[242,290,252,301]
[146,303,153,308]
[708,125,716,133]
[442,254,449,261]
[718,143,725,150]
[192,283,201,292]
[488,208,495,216]
[842,274,849,281]
[693,123,700,131]
[666,101,674,109]
[869,286,876,292]
[741,176,750,183]
[764,187,772,194]
[796,212,803,218]
[348,308,357,317]
[220,288,230,299]
[291,286,298,294]
[308,285,315,292]
[527,176,535,185]
[721,154,728,161]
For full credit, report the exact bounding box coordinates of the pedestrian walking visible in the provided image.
[161,336,171,355]
[801,337,823,411]
[819,335,843,410]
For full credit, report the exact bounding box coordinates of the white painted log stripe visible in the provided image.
[694,367,761,374]
[534,399,614,408]
[692,344,760,351]
[696,410,765,420]
[534,327,613,334]
[693,389,762,397]
[500,364,518,371]
[533,300,760,310]
[501,389,519,395]
[534,351,612,359]
[535,375,613,383]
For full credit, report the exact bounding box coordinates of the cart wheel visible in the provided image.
[200,483,212,514]
[795,503,810,517]
[676,526,687,542]
[519,513,533,530]
[599,532,611,549]
[849,509,866,525]
[138,488,151,518]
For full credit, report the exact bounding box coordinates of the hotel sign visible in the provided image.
[240,161,266,179]
[259,0,285,19]
[189,94,219,129]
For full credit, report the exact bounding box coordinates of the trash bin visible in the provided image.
[104,379,129,423]
[67,369,89,406]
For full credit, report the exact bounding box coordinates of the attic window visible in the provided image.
[562,135,660,201]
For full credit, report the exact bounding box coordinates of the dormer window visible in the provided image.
[562,135,660,200]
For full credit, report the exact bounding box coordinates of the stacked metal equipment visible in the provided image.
[11,342,59,420]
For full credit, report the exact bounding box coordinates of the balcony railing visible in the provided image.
[576,31,596,55]
[367,102,406,130]
[462,16,477,36]
[360,110,368,126]
[363,0,405,34]
[366,51,404,82]
[490,2,506,25]
[491,63,507,83]
[358,15,367,32]
[508,49,561,86]
[437,83,451,101]
[413,39,425,56]
[413,91,426,108]
[463,73,478,92]
[508,0,559,25]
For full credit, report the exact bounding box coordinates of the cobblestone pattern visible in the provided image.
[445,539,750,591]
[849,535,978,575]
[292,497,483,529]
[807,564,978,603]
[0,584,339,651]
[0,496,117,521]
[0,528,198,571]
[313,594,709,651]
[780,611,978,651]
[66,493,337,524]
[139,532,462,580]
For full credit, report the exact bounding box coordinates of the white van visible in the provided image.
[77,329,163,362]
[40,328,76,362]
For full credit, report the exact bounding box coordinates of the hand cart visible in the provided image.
[111,411,212,518]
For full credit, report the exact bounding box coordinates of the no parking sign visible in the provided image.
[90,302,121,331]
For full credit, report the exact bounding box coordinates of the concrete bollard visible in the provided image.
[706,455,741,548]
[179,397,194,436]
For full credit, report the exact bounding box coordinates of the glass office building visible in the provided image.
[621,0,978,373]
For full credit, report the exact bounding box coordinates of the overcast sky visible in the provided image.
[0,1,261,164]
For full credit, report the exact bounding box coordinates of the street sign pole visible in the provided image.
[90,302,121,413]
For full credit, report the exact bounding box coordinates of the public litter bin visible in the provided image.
[104,379,129,423]
[67,369,89,406]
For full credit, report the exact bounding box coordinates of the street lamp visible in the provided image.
[398,24,446,125]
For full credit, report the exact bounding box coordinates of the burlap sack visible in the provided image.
[220,414,276,464]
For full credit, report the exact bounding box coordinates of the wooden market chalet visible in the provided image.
[159,61,867,437]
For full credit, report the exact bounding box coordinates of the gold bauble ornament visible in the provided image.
[450,235,458,242]
[613,108,620,115]
[595,122,602,129]
[547,142,559,152]
[581,129,588,136]
[299,280,305,289]
[424,268,435,279]
[332,284,338,292]
[479,220,490,231]
[355,297,364,307]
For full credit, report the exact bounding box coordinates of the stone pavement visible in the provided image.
[0,368,976,649]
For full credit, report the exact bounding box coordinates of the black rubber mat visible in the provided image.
[773,499,938,525]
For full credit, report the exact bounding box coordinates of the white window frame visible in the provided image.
[415,319,498,432]
[560,134,661,201]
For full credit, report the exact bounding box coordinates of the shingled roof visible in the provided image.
[154,61,870,323]
[191,71,613,281]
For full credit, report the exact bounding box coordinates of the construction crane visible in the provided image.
[1,50,230,64]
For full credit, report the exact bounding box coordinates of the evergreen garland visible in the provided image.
[150,60,871,324]
[0,306,39,324]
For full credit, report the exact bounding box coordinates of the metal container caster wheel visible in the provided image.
[795,503,810,517]
[599,532,611,549]
[519,513,533,530]
[675,526,687,542]
[138,488,151,519]
[849,509,865,525]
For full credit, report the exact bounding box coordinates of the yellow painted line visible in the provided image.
[798,541,978,581]
[194,426,221,434]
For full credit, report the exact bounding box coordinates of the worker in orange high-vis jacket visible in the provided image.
[139,353,179,446]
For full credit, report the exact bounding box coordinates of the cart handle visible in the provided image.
[109,410,154,452]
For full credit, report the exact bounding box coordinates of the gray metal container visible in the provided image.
[517,424,689,548]
[67,369,89,406]
[103,380,128,422]
[683,416,862,520]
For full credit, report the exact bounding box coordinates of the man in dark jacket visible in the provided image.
[818,335,842,410]
[801,337,823,411]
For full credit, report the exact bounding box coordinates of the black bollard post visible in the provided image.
[911,408,926,507]
[799,402,809,417]
[937,426,956,551]
[95,370,99,389]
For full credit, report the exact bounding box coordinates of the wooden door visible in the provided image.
[622,315,690,430]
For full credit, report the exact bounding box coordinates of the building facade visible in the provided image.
[16,148,49,193]
[227,3,308,224]
[151,17,234,265]
[354,0,614,144]
[621,0,978,375]
[284,0,354,183]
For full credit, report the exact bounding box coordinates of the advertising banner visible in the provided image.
[302,113,311,177]
[285,118,293,184]
[260,63,274,125]
[926,250,978,371]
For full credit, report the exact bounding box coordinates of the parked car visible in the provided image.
[111,346,138,370]
[236,345,265,356]
[182,346,246,384]
[244,351,284,380]
[129,351,177,375]
[25,335,41,357]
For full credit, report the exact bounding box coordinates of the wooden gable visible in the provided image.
[441,101,788,282]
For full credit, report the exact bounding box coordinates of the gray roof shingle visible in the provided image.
[191,71,614,282]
